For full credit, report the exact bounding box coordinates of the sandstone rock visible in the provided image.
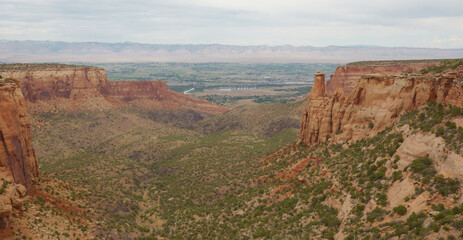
[0,183,28,230]
[0,67,108,103]
[406,192,430,218]
[1,66,229,114]
[364,199,377,214]
[387,176,415,208]
[395,133,445,169]
[299,67,463,147]
[423,217,433,228]
[438,152,463,182]
[0,79,38,189]
[297,72,331,145]
[326,62,439,96]
[0,194,12,229]
[108,81,229,114]
[10,196,23,209]
[453,117,463,128]
[15,184,27,198]
[338,194,353,220]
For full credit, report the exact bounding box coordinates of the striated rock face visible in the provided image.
[326,62,439,96]
[0,78,38,189]
[298,67,463,147]
[108,81,229,113]
[0,67,109,102]
[0,67,228,114]
[298,72,331,145]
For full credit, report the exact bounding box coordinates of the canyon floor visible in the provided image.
[26,101,303,239]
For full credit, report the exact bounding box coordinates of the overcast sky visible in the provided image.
[1,0,463,48]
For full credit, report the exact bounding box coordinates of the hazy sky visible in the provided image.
[1,0,463,48]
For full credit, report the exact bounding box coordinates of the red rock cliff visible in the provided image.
[108,81,229,113]
[0,78,38,189]
[0,67,111,112]
[299,67,463,147]
[0,66,228,114]
[0,67,109,102]
[326,61,439,96]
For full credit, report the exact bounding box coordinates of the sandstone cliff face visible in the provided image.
[0,78,38,188]
[108,81,229,113]
[0,67,112,112]
[0,67,109,102]
[0,67,228,114]
[299,67,463,147]
[326,62,439,96]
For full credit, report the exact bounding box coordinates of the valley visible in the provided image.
[1,59,463,239]
[31,103,303,239]
[95,62,337,107]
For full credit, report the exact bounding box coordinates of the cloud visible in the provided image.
[0,0,462,48]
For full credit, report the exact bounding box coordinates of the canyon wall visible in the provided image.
[298,67,463,147]
[0,66,228,114]
[0,67,109,102]
[326,61,439,96]
[0,78,38,188]
[108,81,229,113]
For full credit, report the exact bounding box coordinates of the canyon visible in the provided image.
[2,60,463,239]
[0,64,228,114]
[0,64,228,238]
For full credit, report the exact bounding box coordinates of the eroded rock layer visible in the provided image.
[299,67,463,147]
[0,67,109,102]
[108,81,229,113]
[326,61,439,96]
[0,66,228,114]
[0,78,38,189]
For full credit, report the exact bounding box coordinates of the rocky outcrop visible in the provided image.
[0,77,38,231]
[0,66,228,114]
[394,132,445,169]
[326,61,439,96]
[298,67,463,147]
[0,180,28,231]
[108,81,229,113]
[0,67,109,102]
[0,78,38,188]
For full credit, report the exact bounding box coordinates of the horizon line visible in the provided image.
[1,39,463,50]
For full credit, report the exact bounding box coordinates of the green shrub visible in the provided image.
[392,171,403,182]
[434,175,460,196]
[407,212,428,236]
[435,126,445,136]
[367,207,387,223]
[445,121,457,129]
[393,205,407,216]
[420,59,463,74]
[409,156,436,179]
[353,204,365,217]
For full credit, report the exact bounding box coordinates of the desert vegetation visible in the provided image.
[26,98,463,239]
[30,101,303,239]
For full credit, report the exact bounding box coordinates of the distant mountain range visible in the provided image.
[1,40,462,63]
